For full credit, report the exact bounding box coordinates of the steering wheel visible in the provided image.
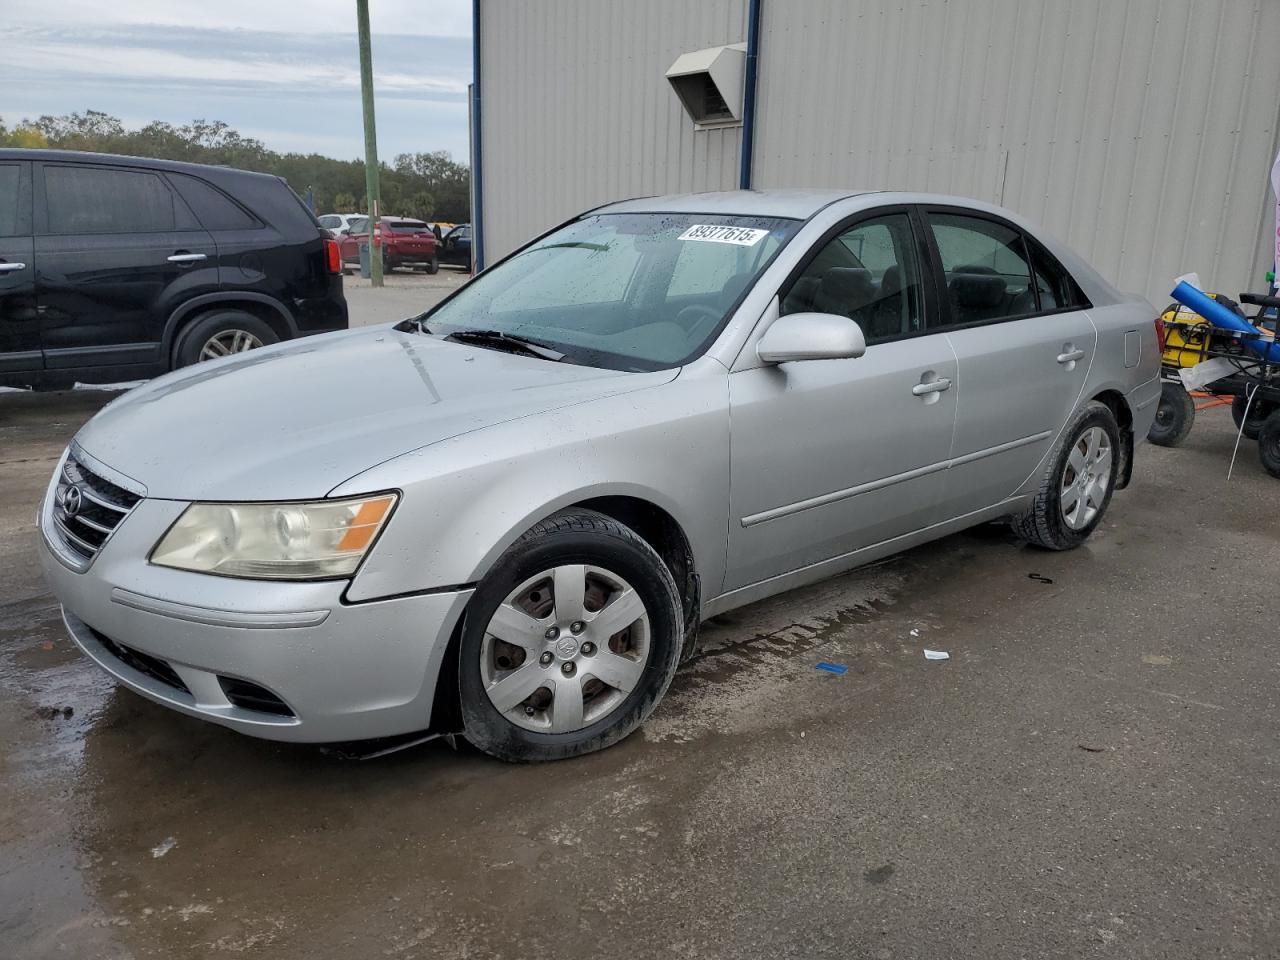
[674,304,722,338]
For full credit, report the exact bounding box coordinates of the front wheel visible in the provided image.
[1011,401,1121,551]
[1147,382,1195,447]
[459,510,683,762]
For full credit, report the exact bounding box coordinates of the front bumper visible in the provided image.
[39,460,471,743]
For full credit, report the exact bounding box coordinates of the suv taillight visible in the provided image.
[323,238,341,275]
[1154,316,1166,353]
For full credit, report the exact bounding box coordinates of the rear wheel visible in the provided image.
[425,255,439,275]
[1231,394,1273,440]
[175,310,278,368]
[1258,411,1280,479]
[459,509,683,762]
[1012,401,1120,550]
[1147,382,1195,447]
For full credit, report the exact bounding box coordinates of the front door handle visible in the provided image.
[167,252,207,264]
[912,377,952,397]
[0,262,26,272]
[1057,348,1086,364]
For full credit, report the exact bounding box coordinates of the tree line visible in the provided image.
[0,111,471,223]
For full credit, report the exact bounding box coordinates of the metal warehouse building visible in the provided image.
[471,0,1280,305]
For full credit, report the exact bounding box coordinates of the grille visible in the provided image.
[90,626,191,695]
[52,452,142,565]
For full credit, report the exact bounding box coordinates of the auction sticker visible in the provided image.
[678,224,769,246]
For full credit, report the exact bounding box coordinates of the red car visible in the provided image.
[338,217,439,274]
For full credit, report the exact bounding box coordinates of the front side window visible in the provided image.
[927,212,1037,325]
[781,213,924,343]
[424,213,800,370]
[45,166,176,235]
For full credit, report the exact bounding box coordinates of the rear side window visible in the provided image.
[927,212,1036,326]
[45,166,176,234]
[1028,240,1089,310]
[168,173,259,230]
[0,164,30,236]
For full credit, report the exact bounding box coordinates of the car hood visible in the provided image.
[75,326,676,501]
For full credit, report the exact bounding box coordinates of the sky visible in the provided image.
[0,0,474,162]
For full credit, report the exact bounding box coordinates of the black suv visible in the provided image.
[0,150,347,389]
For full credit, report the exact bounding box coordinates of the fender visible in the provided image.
[163,292,300,362]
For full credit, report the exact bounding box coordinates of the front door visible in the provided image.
[921,209,1097,518]
[0,160,39,377]
[724,211,958,592]
[35,162,217,371]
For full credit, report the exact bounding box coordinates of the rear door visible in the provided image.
[921,208,1096,519]
[35,162,218,371]
[0,160,38,376]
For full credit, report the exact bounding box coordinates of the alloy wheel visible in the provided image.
[479,564,650,734]
[199,329,264,361]
[1060,426,1112,530]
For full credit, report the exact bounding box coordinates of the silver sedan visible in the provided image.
[39,190,1162,761]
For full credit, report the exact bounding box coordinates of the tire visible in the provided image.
[425,255,439,275]
[458,509,683,763]
[1258,410,1280,479]
[174,310,279,368]
[1012,400,1121,551]
[1147,382,1195,447]
[1231,394,1273,441]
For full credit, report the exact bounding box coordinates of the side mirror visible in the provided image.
[756,312,867,364]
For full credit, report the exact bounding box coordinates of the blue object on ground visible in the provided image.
[815,662,848,675]
[1171,281,1280,363]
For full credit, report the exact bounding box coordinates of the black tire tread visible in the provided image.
[1148,382,1194,447]
[1011,400,1118,551]
[460,508,682,763]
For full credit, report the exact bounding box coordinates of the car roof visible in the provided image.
[596,189,873,220]
[0,147,280,183]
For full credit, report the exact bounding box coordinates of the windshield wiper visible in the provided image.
[442,329,566,362]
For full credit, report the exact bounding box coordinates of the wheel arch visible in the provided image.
[1088,387,1135,489]
[427,492,704,735]
[164,293,299,366]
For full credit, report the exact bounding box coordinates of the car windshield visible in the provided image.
[422,213,800,370]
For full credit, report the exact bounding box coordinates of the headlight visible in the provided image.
[150,494,397,580]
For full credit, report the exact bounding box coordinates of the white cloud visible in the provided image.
[2,39,468,97]
[2,0,472,37]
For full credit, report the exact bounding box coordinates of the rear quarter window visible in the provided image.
[168,173,260,230]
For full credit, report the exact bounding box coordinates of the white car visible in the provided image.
[317,213,364,238]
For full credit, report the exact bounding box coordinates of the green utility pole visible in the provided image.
[356,0,383,287]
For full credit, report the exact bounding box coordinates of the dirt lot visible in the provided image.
[343,267,469,328]
[1,391,1277,960]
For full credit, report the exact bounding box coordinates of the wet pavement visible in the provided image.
[1,391,1278,959]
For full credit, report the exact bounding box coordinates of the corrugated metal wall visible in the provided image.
[753,0,1280,303]
[478,0,745,261]
[479,0,1280,303]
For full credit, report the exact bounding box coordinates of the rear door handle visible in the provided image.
[912,377,952,397]
[0,262,26,272]
[1057,348,1086,364]
[167,253,207,264]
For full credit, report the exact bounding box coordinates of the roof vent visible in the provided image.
[666,43,747,127]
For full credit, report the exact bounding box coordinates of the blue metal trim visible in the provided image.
[738,0,763,190]
[471,0,485,271]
